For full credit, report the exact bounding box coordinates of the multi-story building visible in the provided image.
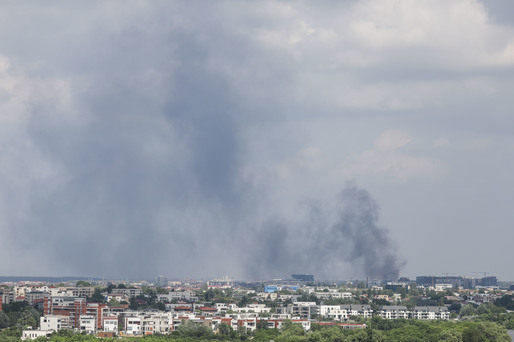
[1,290,15,304]
[111,288,142,298]
[341,305,373,319]
[319,305,349,321]
[290,302,318,319]
[156,291,198,302]
[141,313,174,335]
[102,316,118,333]
[68,287,95,299]
[26,291,51,304]
[410,306,449,320]
[39,315,69,331]
[379,306,409,319]
[207,277,233,289]
[43,297,108,330]
[315,292,352,300]
[416,275,498,289]
[123,316,142,335]
[79,315,96,334]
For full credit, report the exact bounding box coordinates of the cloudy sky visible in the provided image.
[1,0,514,281]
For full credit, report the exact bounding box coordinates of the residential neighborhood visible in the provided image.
[0,274,512,340]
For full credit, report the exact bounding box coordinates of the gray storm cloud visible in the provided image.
[0,2,405,281]
[4,0,514,281]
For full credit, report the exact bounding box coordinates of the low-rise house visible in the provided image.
[21,330,53,341]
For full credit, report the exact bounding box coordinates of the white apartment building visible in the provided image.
[319,305,349,321]
[124,316,142,335]
[341,305,373,319]
[79,315,96,334]
[231,303,271,314]
[142,313,174,335]
[315,292,353,300]
[410,306,449,320]
[156,291,198,302]
[39,315,68,331]
[379,306,409,319]
[102,316,118,333]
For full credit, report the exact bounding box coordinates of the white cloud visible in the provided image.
[340,131,447,182]
[374,130,412,151]
[0,55,76,124]
[220,0,514,112]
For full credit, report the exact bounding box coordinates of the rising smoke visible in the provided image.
[0,2,404,281]
[245,183,404,281]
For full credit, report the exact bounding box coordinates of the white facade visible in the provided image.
[102,317,118,333]
[341,305,373,319]
[315,292,352,300]
[410,306,449,320]
[124,316,142,335]
[22,330,52,340]
[379,306,409,319]
[79,315,96,334]
[232,303,271,314]
[319,305,348,321]
[40,315,65,332]
[156,291,198,302]
[142,313,174,335]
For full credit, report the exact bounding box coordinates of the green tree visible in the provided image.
[107,298,120,307]
[75,281,92,287]
[88,288,105,303]
[17,307,40,329]
[0,312,9,329]
[460,304,476,317]
[217,322,233,336]
[129,298,139,310]
[495,295,514,310]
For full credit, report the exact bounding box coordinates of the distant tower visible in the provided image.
[155,275,168,287]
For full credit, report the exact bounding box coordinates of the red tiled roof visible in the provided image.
[175,306,192,311]
[198,307,217,311]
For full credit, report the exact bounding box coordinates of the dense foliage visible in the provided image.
[1,318,510,342]
[0,302,41,330]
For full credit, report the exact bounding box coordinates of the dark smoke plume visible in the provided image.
[329,184,405,280]
[246,183,404,280]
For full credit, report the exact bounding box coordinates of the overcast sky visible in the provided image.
[1,0,513,281]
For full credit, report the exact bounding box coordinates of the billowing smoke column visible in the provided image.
[330,184,404,280]
[246,183,404,281]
